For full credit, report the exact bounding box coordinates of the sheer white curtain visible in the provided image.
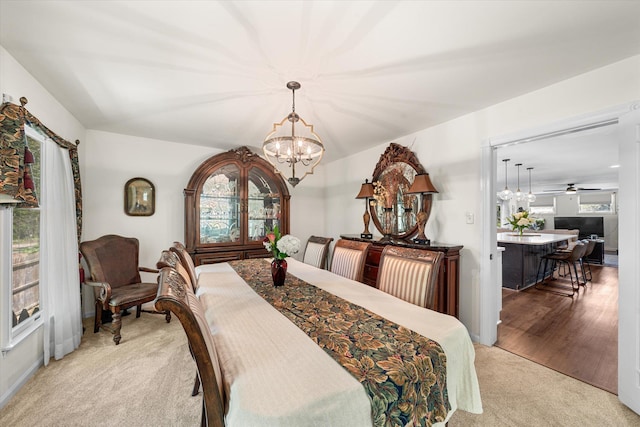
[41,137,82,364]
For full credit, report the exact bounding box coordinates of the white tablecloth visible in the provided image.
[196,258,482,426]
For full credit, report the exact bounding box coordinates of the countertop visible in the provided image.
[497,232,572,246]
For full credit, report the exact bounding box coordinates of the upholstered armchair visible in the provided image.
[80,234,170,345]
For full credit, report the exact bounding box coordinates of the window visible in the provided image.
[2,127,43,349]
[578,192,615,214]
[529,195,556,215]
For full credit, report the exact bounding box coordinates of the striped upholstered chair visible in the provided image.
[376,246,443,310]
[302,236,334,269]
[329,239,371,282]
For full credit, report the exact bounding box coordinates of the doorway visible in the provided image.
[479,101,640,414]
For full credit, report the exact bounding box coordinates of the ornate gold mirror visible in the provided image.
[370,143,431,239]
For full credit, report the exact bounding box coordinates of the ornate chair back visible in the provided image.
[302,236,334,269]
[155,267,225,427]
[329,239,371,282]
[377,246,443,310]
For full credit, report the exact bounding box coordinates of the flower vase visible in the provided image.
[271,258,287,287]
[382,207,394,239]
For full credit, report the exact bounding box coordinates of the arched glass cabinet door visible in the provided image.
[370,143,428,240]
[199,163,241,244]
[247,165,284,243]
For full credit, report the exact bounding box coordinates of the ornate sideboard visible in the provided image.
[340,235,462,318]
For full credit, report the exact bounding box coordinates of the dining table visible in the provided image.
[195,257,482,426]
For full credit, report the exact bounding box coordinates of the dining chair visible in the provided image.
[329,239,371,282]
[170,241,198,292]
[157,250,195,290]
[302,236,334,269]
[155,267,225,427]
[376,246,443,309]
[80,234,170,345]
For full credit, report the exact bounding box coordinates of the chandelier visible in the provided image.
[262,81,324,187]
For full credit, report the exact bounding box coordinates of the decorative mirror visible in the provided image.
[370,143,432,240]
[124,177,155,216]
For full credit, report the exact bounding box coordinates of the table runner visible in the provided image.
[229,258,451,426]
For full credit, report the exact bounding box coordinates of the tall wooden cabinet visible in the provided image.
[184,146,290,265]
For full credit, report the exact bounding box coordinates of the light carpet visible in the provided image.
[1,314,638,426]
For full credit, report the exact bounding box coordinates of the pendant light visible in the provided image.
[498,159,513,201]
[526,167,537,203]
[262,81,324,187]
[514,163,525,202]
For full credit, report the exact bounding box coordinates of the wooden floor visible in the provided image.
[496,262,618,394]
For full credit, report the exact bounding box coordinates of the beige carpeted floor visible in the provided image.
[1,314,638,426]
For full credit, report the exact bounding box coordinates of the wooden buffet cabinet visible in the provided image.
[184,146,290,265]
[340,235,462,318]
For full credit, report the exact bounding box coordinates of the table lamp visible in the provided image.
[355,179,374,239]
[407,173,438,244]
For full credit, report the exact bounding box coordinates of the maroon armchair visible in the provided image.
[80,234,170,345]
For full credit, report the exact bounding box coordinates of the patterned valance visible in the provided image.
[0,97,83,243]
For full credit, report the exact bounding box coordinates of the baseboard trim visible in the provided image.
[0,357,43,410]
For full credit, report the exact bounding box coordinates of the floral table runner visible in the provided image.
[228,258,450,426]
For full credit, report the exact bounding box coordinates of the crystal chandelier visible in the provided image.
[262,81,324,187]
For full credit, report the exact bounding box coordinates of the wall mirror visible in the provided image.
[124,177,155,216]
[370,143,430,239]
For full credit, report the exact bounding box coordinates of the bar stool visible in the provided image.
[535,241,587,297]
[580,239,597,283]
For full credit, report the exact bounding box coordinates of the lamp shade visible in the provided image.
[356,179,374,199]
[407,173,438,194]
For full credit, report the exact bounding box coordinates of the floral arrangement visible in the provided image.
[263,225,300,260]
[506,210,535,235]
[373,180,393,208]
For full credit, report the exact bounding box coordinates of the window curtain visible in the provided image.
[41,138,82,364]
[0,99,83,243]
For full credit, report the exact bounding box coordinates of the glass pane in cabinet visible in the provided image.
[200,164,240,244]
[248,167,282,242]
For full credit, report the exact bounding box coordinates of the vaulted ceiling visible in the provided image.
[1,1,639,190]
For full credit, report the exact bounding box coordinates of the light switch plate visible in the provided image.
[465,212,474,224]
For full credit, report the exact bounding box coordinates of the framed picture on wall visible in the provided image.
[124,177,155,216]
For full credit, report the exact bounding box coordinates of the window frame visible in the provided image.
[1,126,45,352]
[578,193,616,214]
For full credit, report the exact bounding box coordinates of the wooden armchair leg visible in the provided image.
[112,311,123,345]
[165,310,171,323]
[136,305,142,318]
[192,372,201,396]
[94,301,102,333]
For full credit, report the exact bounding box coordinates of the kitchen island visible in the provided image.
[498,232,573,290]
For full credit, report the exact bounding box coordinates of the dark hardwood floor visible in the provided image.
[497,262,618,394]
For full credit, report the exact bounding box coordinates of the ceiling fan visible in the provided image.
[543,183,601,194]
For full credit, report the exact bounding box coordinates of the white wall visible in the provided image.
[0,45,86,408]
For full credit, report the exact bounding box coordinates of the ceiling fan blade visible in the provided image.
[577,187,601,191]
